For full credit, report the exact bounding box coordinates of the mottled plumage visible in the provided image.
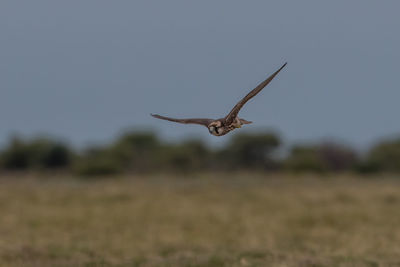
[151,63,287,136]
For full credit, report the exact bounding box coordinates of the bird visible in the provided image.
[151,62,287,136]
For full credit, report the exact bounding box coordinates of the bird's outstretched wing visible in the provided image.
[151,114,213,127]
[224,62,287,125]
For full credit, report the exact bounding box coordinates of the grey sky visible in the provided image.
[1,1,399,148]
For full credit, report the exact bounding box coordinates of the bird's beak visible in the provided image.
[236,125,242,128]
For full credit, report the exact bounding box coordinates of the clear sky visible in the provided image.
[1,1,399,148]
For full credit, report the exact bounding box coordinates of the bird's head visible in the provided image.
[208,125,217,135]
[208,121,222,136]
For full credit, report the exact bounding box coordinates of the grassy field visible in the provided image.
[0,174,400,266]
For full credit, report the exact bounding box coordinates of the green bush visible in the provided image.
[221,131,281,170]
[0,137,72,170]
[110,131,161,171]
[158,140,211,172]
[0,137,30,170]
[318,143,358,171]
[4,130,400,176]
[365,138,400,172]
[73,147,122,176]
[284,146,328,173]
[284,142,358,173]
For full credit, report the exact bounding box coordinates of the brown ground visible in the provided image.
[0,173,400,266]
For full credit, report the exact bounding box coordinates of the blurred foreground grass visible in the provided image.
[1,174,400,266]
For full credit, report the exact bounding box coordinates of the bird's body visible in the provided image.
[151,62,287,136]
[207,117,252,136]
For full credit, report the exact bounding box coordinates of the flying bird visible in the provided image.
[151,62,287,136]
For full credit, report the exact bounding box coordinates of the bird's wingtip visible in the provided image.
[276,62,287,72]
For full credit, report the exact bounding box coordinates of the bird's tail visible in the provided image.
[239,118,252,125]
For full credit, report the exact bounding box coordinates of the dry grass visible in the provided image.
[0,173,400,266]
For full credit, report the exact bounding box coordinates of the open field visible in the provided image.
[1,174,400,266]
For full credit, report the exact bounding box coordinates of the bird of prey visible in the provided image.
[151,62,287,136]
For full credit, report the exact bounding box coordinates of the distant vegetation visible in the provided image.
[0,130,400,176]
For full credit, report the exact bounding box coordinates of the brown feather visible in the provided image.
[151,114,213,127]
[224,62,287,125]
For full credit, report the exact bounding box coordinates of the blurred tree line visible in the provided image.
[1,130,400,176]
